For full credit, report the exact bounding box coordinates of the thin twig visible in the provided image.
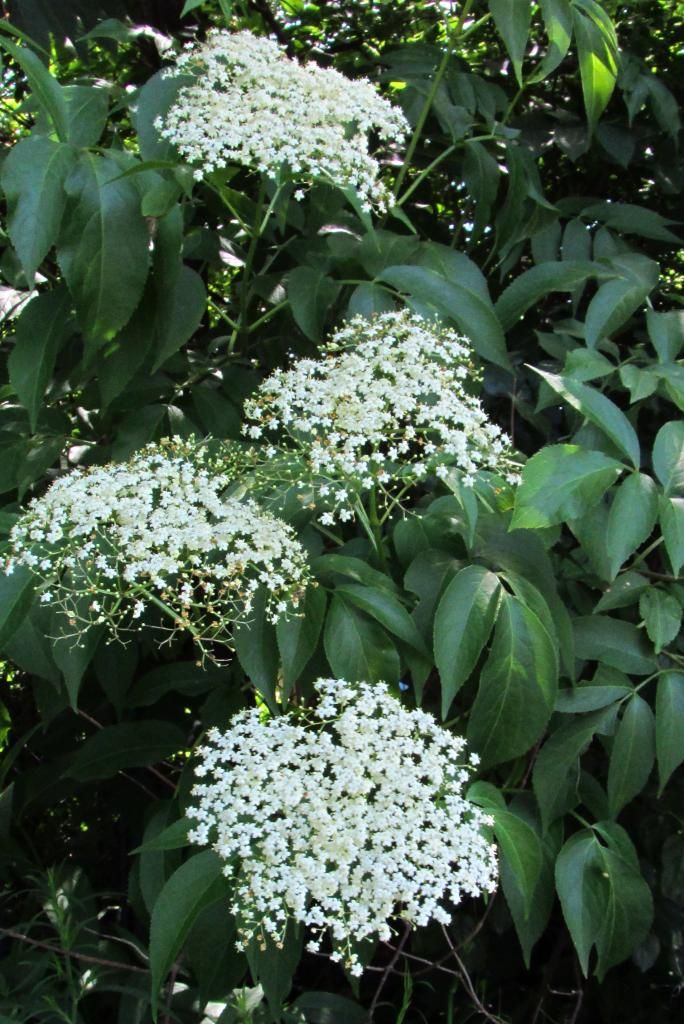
[1,928,149,974]
[441,926,505,1024]
[369,920,412,1021]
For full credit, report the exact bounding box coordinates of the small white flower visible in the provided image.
[157,30,408,212]
[187,678,497,974]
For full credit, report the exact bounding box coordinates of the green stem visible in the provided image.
[622,536,665,573]
[395,143,458,208]
[135,587,202,640]
[247,298,289,333]
[391,41,455,202]
[368,487,390,572]
[228,176,267,354]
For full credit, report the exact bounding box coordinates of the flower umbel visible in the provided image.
[243,310,520,524]
[7,440,310,655]
[188,678,497,976]
[156,29,408,210]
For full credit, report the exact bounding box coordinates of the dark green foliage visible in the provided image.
[0,2,683,1023]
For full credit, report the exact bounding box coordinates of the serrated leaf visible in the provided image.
[594,572,648,613]
[655,671,684,794]
[511,444,621,529]
[246,920,303,1019]
[660,496,684,575]
[492,808,542,917]
[151,265,206,370]
[132,818,192,854]
[573,615,656,675]
[639,589,681,654]
[57,152,150,347]
[488,0,531,86]
[288,267,339,342]
[534,708,613,830]
[149,850,227,1018]
[532,369,640,467]
[652,421,684,496]
[0,565,35,650]
[323,596,400,684]
[276,586,327,698]
[534,0,573,82]
[378,264,510,370]
[8,288,72,431]
[335,583,427,657]
[233,589,279,709]
[433,566,502,718]
[67,721,185,780]
[495,261,600,330]
[501,813,559,967]
[0,39,69,141]
[584,255,659,349]
[572,5,618,135]
[607,695,655,817]
[605,472,657,579]
[467,594,558,767]
[2,136,77,281]
[647,309,684,363]
[555,825,652,978]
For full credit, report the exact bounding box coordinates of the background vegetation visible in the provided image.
[0,1,682,1021]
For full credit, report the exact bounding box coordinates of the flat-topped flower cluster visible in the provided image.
[188,677,497,975]
[156,29,408,210]
[243,310,519,524]
[6,441,310,652]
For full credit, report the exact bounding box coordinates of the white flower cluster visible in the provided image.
[156,29,408,210]
[188,677,497,976]
[6,441,310,654]
[243,310,519,524]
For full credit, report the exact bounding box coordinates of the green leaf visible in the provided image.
[493,809,542,918]
[180,0,205,14]
[573,615,656,675]
[607,695,655,817]
[535,0,573,81]
[594,572,648,613]
[584,255,659,349]
[532,369,640,468]
[660,496,684,576]
[132,817,192,855]
[488,0,531,86]
[334,583,428,655]
[572,4,618,135]
[347,282,395,318]
[233,590,279,709]
[433,566,502,718]
[323,596,400,684]
[639,589,681,654]
[511,444,622,529]
[291,992,368,1024]
[581,201,681,243]
[555,825,652,978]
[276,586,327,698]
[151,266,206,370]
[605,472,657,579]
[134,70,193,162]
[67,721,185,780]
[378,264,510,370]
[0,565,35,650]
[287,267,339,342]
[0,39,69,141]
[149,850,227,1018]
[8,288,72,431]
[555,684,632,713]
[647,309,684,363]
[655,671,684,794]
[500,813,559,967]
[653,421,684,496]
[462,141,500,241]
[64,84,109,147]
[313,553,400,595]
[495,261,600,330]
[2,136,77,281]
[186,901,244,1007]
[57,152,150,347]
[467,594,558,768]
[534,708,612,830]
[246,920,303,1020]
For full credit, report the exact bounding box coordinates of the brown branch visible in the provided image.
[1,927,149,974]
[369,919,412,1022]
[440,925,506,1024]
